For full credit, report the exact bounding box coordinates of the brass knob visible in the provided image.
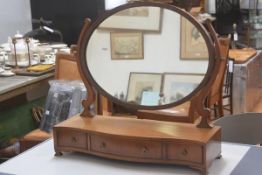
[182,148,188,156]
[100,142,106,149]
[71,137,77,143]
[143,147,149,153]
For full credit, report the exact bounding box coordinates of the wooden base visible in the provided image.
[53,115,221,175]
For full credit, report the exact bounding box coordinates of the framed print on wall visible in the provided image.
[180,17,209,60]
[99,6,162,32]
[110,32,144,60]
[126,72,162,105]
[162,73,205,103]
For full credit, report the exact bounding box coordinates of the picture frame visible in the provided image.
[180,17,209,60]
[162,73,205,103]
[126,72,163,105]
[110,32,144,60]
[99,6,162,32]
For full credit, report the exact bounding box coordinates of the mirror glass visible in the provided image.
[86,6,209,107]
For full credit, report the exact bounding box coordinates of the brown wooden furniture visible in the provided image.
[219,48,254,116]
[19,51,82,152]
[54,115,221,174]
[229,48,257,64]
[0,73,54,103]
[206,36,230,119]
[222,58,234,114]
[55,52,82,81]
[53,2,222,175]
[232,51,262,114]
[19,129,51,152]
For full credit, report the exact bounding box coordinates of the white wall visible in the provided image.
[86,9,208,96]
[0,0,32,43]
[206,0,216,13]
[105,0,127,10]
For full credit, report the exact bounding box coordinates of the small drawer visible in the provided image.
[57,130,87,149]
[90,134,162,159]
[166,143,202,163]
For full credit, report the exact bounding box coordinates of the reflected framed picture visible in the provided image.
[162,73,205,103]
[99,6,162,32]
[111,32,143,60]
[180,17,209,60]
[127,72,163,105]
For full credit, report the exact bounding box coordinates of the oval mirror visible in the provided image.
[79,2,215,110]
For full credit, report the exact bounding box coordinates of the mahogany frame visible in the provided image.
[77,2,217,128]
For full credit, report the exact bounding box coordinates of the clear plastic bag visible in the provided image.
[68,81,87,117]
[40,80,87,132]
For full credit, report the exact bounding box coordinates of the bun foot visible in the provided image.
[216,154,222,159]
[55,151,63,156]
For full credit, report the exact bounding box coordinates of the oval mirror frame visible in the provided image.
[78,2,216,111]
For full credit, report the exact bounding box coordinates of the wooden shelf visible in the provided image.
[229,48,257,64]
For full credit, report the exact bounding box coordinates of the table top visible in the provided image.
[229,48,258,64]
[56,115,220,143]
[0,139,251,175]
[0,73,54,95]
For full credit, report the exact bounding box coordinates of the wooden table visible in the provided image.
[229,48,257,64]
[0,139,253,175]
[0,73,54,103]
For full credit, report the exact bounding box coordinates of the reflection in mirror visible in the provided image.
[86,6,209,106]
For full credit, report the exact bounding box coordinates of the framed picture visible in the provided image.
[99,6,162,32]
[110,32,143,60]
[162,73,205,103]
[180,17,209,60]
[127,72,162,105]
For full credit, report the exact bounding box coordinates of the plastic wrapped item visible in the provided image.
[40,80,87,132]
[68,81,87,117]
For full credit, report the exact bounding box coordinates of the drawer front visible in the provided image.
[57,130,87,149]
[166,143,202,163]
[90,134,162,159]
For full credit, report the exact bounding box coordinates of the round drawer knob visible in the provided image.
[143,147,149,153]
[71,137,77,143]
[182,148,188,156]
[100,142,106,149]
